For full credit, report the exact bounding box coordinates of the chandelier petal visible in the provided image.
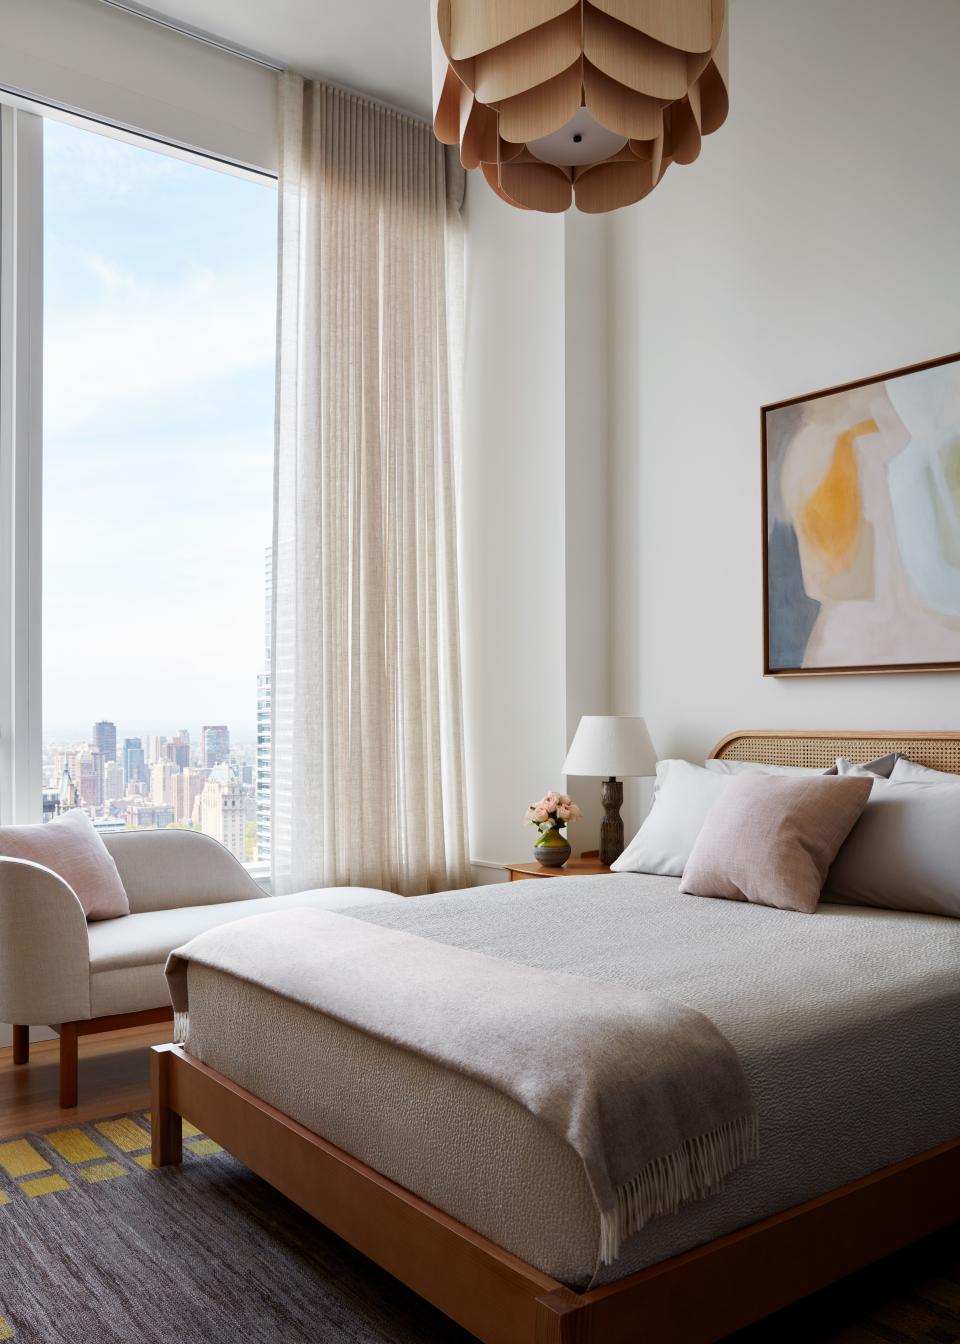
[493,60,583,144]
[582,61,664,141]
[588,0,715,54]
[583,7,690,100]
[474,9,582,103]
[445,0,579,62]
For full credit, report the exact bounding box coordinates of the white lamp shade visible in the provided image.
[562,716,657,779]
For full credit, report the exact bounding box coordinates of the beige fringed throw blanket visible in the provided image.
[166,908,758,1264]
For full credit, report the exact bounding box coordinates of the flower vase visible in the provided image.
[534,827,571,868]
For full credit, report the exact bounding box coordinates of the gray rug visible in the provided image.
[0,1113,473,1343]
[0,1114,956,1344]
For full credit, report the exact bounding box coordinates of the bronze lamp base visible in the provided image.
[599,777,624,867]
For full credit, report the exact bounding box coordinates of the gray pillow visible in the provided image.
[825,777,960,917]
[823,753,900,778]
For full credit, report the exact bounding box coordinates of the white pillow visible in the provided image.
[825,776,960,917]
[705,759,822,776]
[890,758,959,786]
[612,760,728,878]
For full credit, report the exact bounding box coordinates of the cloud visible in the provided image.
[44,256,276,436]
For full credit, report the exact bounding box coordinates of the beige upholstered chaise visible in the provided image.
[0,828,397,1106]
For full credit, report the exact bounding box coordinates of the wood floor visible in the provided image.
[0,1024,172,1137]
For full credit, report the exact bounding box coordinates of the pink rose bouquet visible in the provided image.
[523,791,583,837]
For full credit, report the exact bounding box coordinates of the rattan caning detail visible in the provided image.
[710,732,960,775]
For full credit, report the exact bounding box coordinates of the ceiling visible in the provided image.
[119,0,434,118]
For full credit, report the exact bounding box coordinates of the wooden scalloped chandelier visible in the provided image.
[431,1,729,213]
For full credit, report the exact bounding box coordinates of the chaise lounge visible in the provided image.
[0,827,397,1106]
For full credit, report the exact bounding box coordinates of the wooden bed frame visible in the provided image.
[151,730,960,1344]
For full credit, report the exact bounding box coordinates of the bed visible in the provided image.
[151,731,960,1344]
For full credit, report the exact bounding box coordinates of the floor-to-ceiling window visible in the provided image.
[1,107,275,864]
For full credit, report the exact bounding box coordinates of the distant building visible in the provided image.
[123,738,146,786]
[93,818,127,835]
[197,764,245,860]
[103,759,125,802]
[58,769,79,813]
[125,803,174,830]
[257,547,271,862]
[150,759,178,808]
[75,747,103,808]
[93,720,117,763]
[174,767,208,824]
[201,725,230,768]
[172,729,191,769]
[146,735,167,766]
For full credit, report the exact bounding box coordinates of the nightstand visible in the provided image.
[503,854,613,882]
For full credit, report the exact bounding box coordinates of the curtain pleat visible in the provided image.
[271,74,468,897]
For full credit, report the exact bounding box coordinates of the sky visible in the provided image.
[42,119,277,745]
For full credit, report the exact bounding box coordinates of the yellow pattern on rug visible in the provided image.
[0,1114,223,1210]
[94,1118,151,1153]
[0,1141,51,1179]
[45,1129,108,1164]
[0,1312,14,1340]
[20,1175,69,1198]
[78,1161,128,1184]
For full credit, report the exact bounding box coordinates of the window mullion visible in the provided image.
[0,105,42,824]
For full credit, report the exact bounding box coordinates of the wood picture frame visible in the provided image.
[761,349,960,677]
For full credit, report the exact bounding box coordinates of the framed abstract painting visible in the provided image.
[762,350,960,676]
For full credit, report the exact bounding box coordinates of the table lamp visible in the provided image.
[561,716,658,866]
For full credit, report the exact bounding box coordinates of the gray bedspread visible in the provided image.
[182,874,960,1289]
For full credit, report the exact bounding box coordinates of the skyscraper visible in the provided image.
[93,720,117,763]
[150,759,179,808]
[198,765,245,861]
[256,547,271,862]
[103,759,125,802]
[123,737,146,786]
[201,725,230,768]
[146,735,167,766]
[172,729,190,769]
[75,747,103,807]
[173,767,208,824]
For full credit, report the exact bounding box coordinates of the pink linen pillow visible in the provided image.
[0,809,129,920]
[679,774,873,914]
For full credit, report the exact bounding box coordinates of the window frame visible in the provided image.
[0,94,276,865]
[0,103,43,825]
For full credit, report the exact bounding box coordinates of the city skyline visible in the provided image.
[43,717,259,862]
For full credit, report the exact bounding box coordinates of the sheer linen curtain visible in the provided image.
[271,75,469,898]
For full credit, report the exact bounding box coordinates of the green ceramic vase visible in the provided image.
[534,826,571,868]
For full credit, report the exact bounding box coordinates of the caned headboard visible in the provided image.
[709,730,960,775]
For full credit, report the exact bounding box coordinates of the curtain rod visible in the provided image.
[98,0,286,71]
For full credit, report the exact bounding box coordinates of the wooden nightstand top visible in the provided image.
[504,855,613,881]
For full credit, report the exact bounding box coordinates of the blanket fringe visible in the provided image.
[599,1111,760,1265]
[172,1010,190,1045]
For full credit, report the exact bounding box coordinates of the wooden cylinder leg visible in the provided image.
[599,777,624,867]
[12,1025,29,1066]
[151,1046,182,1167]
[58,1023,79,1108]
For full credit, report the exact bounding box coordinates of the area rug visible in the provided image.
[0,1113,956,1344]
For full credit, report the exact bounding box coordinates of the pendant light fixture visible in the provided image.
[432,1,729,213]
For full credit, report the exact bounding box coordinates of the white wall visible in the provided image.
[1,0,277,171]
[609,0,960,832]
[460,184,614,876]
[460,181,565,879]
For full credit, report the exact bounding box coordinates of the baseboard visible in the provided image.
[470,860,509,885]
